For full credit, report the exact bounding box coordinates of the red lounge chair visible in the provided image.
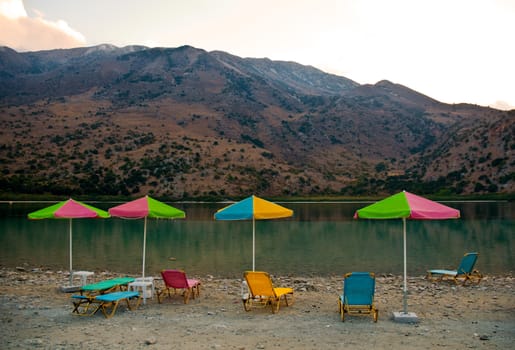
[157,269,201,304]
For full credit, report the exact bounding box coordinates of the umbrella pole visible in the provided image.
[252,217,255,271]
[142,217,147,278]
[402,217,408,314]
[69,219,73,286]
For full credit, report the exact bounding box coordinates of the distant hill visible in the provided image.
[0,45,513,199]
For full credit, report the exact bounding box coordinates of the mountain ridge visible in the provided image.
[0,44,513,199]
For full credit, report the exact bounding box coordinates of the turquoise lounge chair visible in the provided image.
[338,272,378,322]
[80,277,135,294]
[72,291,140,318]
[427,252,483,285]
[72,277,136,316]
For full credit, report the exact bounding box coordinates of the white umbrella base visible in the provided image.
[392,311,419,323]
[59,285,81,293]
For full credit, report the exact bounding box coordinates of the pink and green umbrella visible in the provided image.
[28,198,110,285]
[108,196,185,278]
[354,191,460,315]
[214,195,293,271]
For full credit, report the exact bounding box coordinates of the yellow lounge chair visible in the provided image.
[243,271,294,314]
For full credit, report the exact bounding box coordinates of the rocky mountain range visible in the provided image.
[0,44,513,199]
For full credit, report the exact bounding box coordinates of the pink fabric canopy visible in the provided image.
[354,191,460,220]
[404,191,460,219]
[109,197,149,218]
[54,199,103,218]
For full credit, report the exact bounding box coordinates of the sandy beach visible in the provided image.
[1,267,514,349]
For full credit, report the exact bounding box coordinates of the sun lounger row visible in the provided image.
[71,271,201,318]
[70,252,481,320]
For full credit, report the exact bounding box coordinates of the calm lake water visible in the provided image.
[0,201,513,278]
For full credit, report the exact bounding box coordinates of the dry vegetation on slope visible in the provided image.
[0,45,513,199]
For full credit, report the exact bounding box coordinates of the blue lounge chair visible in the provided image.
[338,272,378,322]
[94,291,141,318]
[72,291,141,318]
[427,252,483,285]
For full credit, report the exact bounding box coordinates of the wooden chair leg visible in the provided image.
[126,295,141,311]
[101,301,120,319]
[156,289,163,304]
[271,298,280,313]
[243,297,252,311]
[183,289,191,304]
[190,287,196,300]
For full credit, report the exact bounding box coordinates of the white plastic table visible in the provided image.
[128,277,155,304]
[72,271,94,286]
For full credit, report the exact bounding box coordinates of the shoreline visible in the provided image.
[1,267,514,349]
[1,192,514,204]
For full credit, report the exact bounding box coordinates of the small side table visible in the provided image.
[73,271,94,286]
[128,277,155,304]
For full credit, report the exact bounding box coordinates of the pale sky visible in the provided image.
[1,0,514,110]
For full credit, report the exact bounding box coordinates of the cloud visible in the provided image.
[0,0,25,18]
[491,101,514,111]
[0,0,85,51]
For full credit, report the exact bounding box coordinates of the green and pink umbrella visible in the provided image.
[28,198,110,285]
[354,191,460,316]
[108,196,185,278]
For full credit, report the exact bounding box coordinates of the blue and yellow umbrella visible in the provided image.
[214,195,293,271]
